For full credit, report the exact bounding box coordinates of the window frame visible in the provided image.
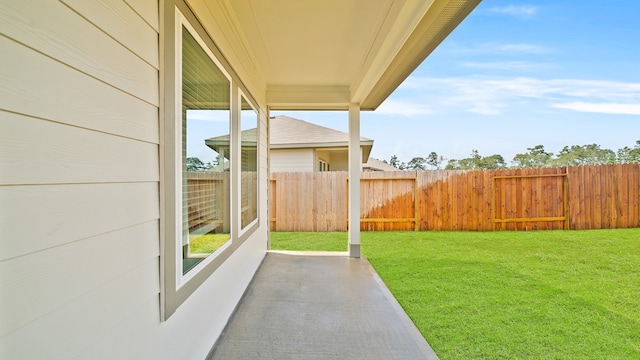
[238,90,260,233]
[319,159,330,172]
[160,2,261,320]
[178,13,233,283]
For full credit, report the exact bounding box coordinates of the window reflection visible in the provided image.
[240,97,258,229]
[182,27,231,274]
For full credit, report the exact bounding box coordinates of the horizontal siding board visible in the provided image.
[0,112,158,185]
[61,0,159,68]
[71,295,161,360]
[0,221,159,337]
[270,149,314,172]
[0,183,159,261]
[125,0,159,32]
[73,230,267,360]
[0,36,158,143]
[0,259,159,360]
[0,0,158,105]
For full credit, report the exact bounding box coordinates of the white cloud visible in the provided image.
[467,102,505,115]
[488,5,538,17]
[552,102,640,115]
[494,43,549,54]
[443,41,551,55]
[396,76,640,116]
[374,100,433,117]
[460,61,550,71]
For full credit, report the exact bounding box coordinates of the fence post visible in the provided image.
[564,166,570,230]
[270,177,276,231]
[414,172,419,231]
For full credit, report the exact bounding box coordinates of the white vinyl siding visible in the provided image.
[1,0,269,359]
[0,0,158,106]
[270,149,315,172]
[0,0,160,358]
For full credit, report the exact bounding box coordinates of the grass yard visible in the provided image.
[189,233,230,254]
[270,229,640,359]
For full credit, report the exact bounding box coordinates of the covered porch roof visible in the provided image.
[187,0,481,110]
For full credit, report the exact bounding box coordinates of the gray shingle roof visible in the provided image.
[206,115,374,160]
[270,115,372,147]
[363,157,399,171]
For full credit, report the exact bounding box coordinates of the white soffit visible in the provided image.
[191,0,481,110]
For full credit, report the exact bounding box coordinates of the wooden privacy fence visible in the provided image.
[269,164,640,232]
[186,172,229,234]
[186,172,258,233]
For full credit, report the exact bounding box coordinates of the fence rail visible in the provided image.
[269,164,640,232]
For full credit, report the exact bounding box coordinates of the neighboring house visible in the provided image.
[205,129,257,172]
[0,1,480,359]
[270,116,373,172]
[208,115,376,172]
[364,157,402,171]
[272,115,374,172]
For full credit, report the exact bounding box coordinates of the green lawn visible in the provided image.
[189,233,230,254]
[271,229,640,359]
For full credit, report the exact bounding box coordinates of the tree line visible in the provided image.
[186,157,218,171]
[383,141,640,170]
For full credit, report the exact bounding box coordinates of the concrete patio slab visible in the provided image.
[207,251,438,359]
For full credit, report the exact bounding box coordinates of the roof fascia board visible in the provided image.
[271,141,374,149]
[350,0,435,104]
[361,0,482,110]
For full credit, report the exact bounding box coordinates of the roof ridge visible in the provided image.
[271,115,373,142]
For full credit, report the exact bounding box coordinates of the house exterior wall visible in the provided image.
[0,1,268,359]
[270,149,315,172]
[271,148,365,172]
[330,152,350,171]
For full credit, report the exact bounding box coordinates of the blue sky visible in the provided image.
[273,1,640,165]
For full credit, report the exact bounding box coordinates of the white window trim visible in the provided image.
[238,89,260,234]
[160,2,262,320]
[175,11,235,287]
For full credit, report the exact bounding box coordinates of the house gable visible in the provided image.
[270,115,372,171]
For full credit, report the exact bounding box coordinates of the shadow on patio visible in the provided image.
[207,251,438,359]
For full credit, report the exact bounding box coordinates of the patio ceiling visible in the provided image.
[187,0,481,110]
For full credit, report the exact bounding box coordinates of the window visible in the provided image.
[319,159,329,172]
[181,26,231,274]
[240,95,258,229]
[162,5,261,320]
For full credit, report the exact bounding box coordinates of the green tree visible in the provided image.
[445,150,506,170]
[186,157,216,171]
[187,157,206,171]
[386,155,407,170]
[512,145,553,168]
[407,157,427,170]
[552,144,616,166]
[426,151,445,169]
[480,154,507,169]
[617,140,640,164]
[387,155,400,168]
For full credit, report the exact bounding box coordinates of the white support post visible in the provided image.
[348,103,361,258]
